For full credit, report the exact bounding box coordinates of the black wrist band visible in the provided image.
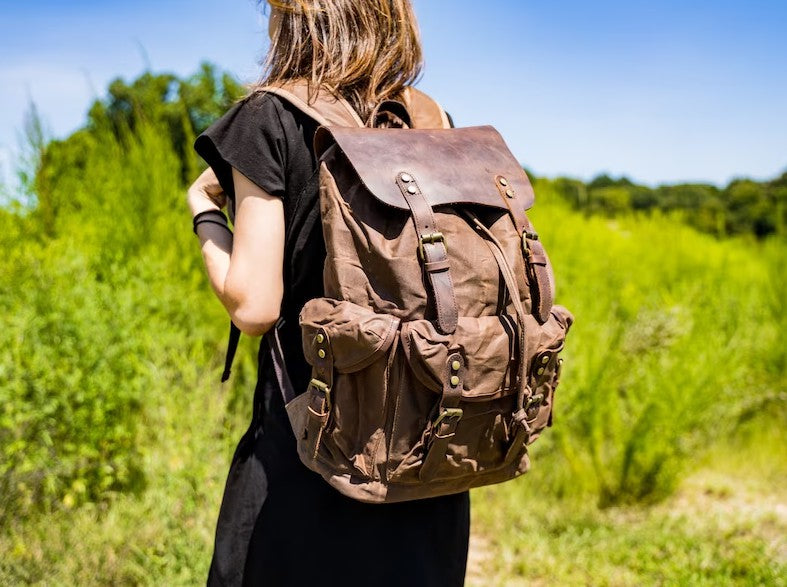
[193,209,229,235]
[194,218,233,235]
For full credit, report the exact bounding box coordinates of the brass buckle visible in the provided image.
[433,407,463,429]
[309,378,332,412]
[418,231,446,260]
[521,230,538,257]
[524,393,544,412]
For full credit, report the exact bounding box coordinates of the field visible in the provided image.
[0,88,784,584]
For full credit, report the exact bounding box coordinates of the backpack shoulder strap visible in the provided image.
[260,81,450,130]
[401,87,452,129]
[259,80,365,128]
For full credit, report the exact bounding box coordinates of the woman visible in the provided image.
[187,1,470,585]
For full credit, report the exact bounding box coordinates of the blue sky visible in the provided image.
[1,0,785,187]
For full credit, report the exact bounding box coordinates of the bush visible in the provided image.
[528,183,785,505]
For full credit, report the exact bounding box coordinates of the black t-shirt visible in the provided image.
[195,92,470,587]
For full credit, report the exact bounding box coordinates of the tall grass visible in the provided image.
[529,180,785,505]
[0,117,257,523]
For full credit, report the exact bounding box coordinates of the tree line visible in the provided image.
[541,171,785,239]
[15,63,785,242]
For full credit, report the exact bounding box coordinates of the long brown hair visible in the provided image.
[258,0,424,122]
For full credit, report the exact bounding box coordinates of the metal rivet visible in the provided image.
[450,375,460,387]
[537,367,545,376]
[316,333,324,344]
[451,360,461,371]
[499,177,509,186]
[541,355,550,365]
[505,189,515,198]
[318,349,326,359]
[407,185,418,194]
[400,173,413,183]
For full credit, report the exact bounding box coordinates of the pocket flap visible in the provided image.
[401,315,518,400]
[300,298,401,373]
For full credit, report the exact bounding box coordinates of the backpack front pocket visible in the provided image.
[522,304,573,443]
[298,298,400,479]
[389,307,573,483]
[388,314,520,482]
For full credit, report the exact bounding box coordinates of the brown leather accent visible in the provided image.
[402,87,451,129]
[367,100,412,129]
[424,259,451,273]
[395,174,459,335]
[305,386,330,459]
[523,227,555,324]
[259,80,364,128]
[314,126,534,212]
[305,326,335,457]
[494,175,554,324]
[419,352,465,481]
[505,407,531,463]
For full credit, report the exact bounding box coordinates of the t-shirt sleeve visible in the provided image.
[194,93,287,200]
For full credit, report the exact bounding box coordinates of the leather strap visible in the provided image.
[303,325,335,458]
[221,322,242,382]
[265,319,334,459]
[521,221,555,325]
[401,87,451,129]
[462,210,536,458]
[494,177,554,324]
[467,216,529,409]
[267,317,297,403]
[419,352,465,481]
[395,173,459,335]
[259,81,365,128]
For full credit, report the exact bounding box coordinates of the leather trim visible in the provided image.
[402,87,451,129]
[259,81,364,128]
[314,125,535,212]
[395,174,459,335]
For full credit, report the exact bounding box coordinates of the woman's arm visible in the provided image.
[187,167,285,336]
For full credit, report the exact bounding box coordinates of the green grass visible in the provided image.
[469,412,786,586]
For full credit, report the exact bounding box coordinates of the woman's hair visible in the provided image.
[258,0,424,122]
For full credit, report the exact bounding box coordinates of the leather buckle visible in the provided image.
[521,230,538,257]
[433,407,463,429]
[418,231,446,260]
[524,393,544,412]
[308,378,332,412]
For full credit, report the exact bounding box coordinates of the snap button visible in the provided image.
[505,189,515,198]
[318,349,326,359]
[451,360,461,371]
[450,375,460,387]
[407,185,418,195]
[499,177,509,186]
[315,333,324,344]
[400,173,413,183]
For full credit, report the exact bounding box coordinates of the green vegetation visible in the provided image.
[547,171,786,239]
[1,65,784,584]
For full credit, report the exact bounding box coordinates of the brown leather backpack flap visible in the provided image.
[314,125,535,212]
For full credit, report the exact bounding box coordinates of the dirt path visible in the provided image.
[465,532,493,586]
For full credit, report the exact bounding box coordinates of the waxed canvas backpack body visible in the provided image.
[259,81,574,503]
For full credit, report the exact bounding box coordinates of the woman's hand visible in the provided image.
[187,167,228,216]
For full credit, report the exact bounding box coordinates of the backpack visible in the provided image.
[227,81,574,503]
